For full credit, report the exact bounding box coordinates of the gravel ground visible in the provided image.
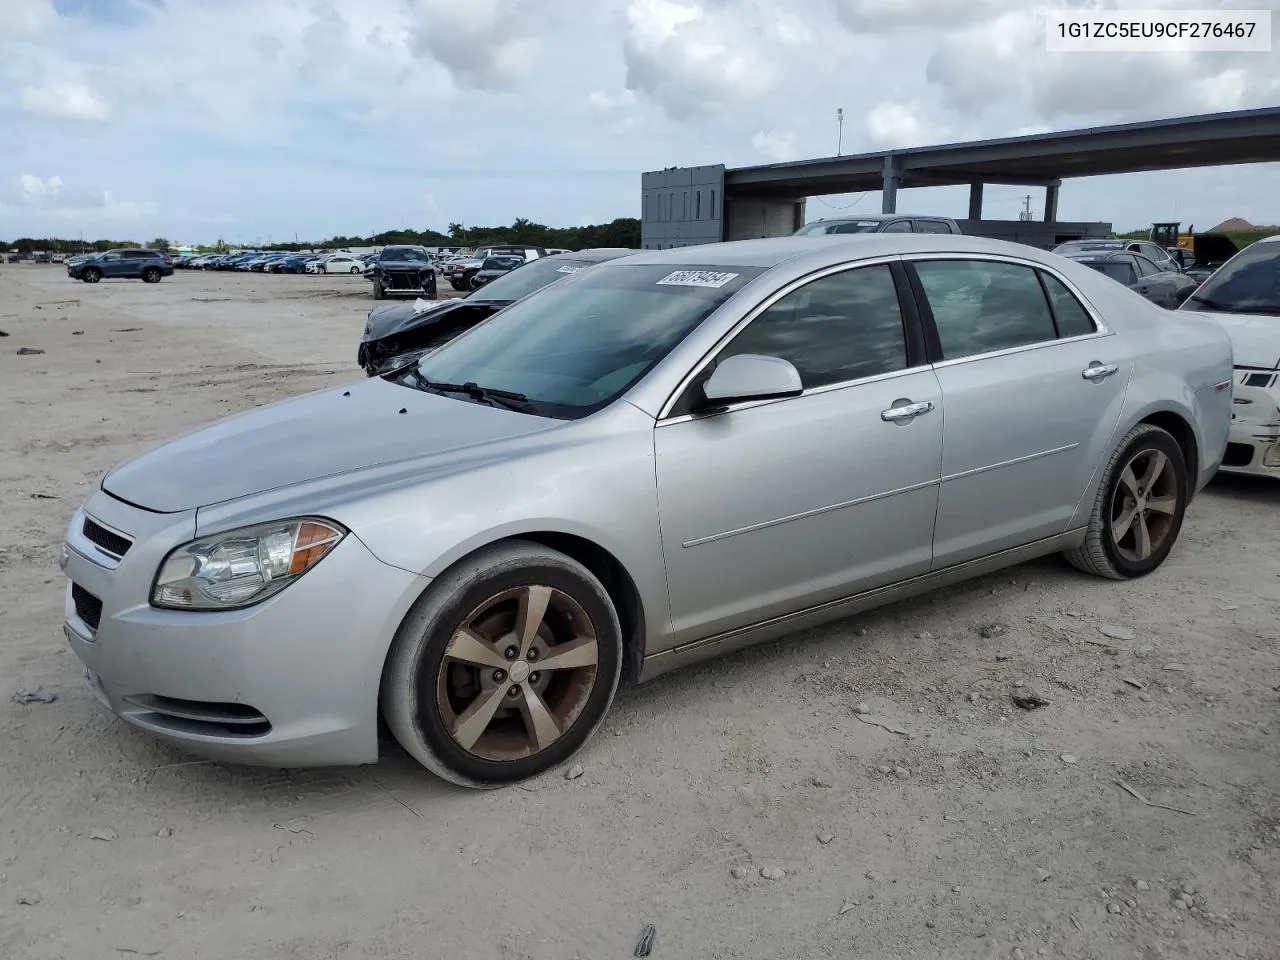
[1,263,1278,960]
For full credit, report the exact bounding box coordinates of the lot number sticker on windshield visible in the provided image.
[556,265,583,274]
[656,270,740,288]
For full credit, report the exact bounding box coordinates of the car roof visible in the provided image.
[611,234,1071,271]
[1066,252,1133,263]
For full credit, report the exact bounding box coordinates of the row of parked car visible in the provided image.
[174,251,373,274]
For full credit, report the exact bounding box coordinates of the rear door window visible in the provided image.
[1038,273,1097,338]
[912,259,1058,360]
[881,220,913,233]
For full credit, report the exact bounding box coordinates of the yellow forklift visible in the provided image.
[1149,222,1194,251]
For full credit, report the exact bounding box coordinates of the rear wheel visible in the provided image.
[1064,424,1188,580]
[141,267,161,283]
[82,267,102,283]
[381,541,622,788]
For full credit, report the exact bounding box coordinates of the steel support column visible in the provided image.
[881,155,902,214]
[1044,182,1060,222]
[968,183,984,220]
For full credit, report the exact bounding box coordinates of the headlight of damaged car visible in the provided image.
[151,518,345,610]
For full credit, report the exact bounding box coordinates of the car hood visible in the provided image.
[375,259,433,270]
[362,296,508,343]
[101,376,556,513]
[1181,310,1280,369]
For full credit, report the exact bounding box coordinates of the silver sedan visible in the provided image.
[61,235,1233,787]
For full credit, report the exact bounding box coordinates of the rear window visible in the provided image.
[1084,261,1136,284]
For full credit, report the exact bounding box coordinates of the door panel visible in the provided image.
[930,341,1131,566]
[909,257,1133,568]
[655,370,943,642]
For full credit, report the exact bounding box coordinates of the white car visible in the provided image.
[1179,235,1280,478]
[322,255,365,274]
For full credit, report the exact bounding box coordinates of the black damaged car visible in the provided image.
[357,248,635,376]
[367,245,437,300]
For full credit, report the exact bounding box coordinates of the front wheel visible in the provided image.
[350,265,361,274]
[381,541,623,788]
[1064,423,1188,580]
[82,267,102,283]
[372,279,386,300]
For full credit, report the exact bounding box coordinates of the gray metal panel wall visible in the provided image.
[641,165,726,249]
[955,219,1111,249]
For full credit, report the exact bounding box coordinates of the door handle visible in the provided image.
[1082,361,1119,382]
[881,399,935,422]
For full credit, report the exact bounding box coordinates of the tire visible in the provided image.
[381,540,623,788]
[82,267,101,283]
[449,280,462,291]
[141,267,161,283]
[1063,423,1188,580]
[372,279,385,300]
[350,265,361,274]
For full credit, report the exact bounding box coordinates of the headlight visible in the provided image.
[151,517,345,610]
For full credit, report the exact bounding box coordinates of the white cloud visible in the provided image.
[835,0,1005,33]
[865,101,942,148]
[588,89,638,111]
[18,174,64,200]
[622,0,779,120]
[406,0,546,92]
[752,129,798,162]
[0,0,55,36]
[20,81,112,121]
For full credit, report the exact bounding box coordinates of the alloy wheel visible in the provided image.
[434,584,599,762]
[1109,448,1179,563]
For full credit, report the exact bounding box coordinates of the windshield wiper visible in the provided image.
[401,368,534,412]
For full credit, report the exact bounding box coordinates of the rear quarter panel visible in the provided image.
[1063,272,1232,523]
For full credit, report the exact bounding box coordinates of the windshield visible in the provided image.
[470,257,600,301]
[794,221,882,236]
[1185,242,1280,315]
[413,263,765,418]
[382,247,426,262]
[482,256,524,270]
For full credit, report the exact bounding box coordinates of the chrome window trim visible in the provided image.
[655,255,917,422]
[907,252,1114,370]
[656,251,1115,421]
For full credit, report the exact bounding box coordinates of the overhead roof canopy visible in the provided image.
[725,107,1280,198]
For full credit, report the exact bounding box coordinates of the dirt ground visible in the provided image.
[1,262,1278,960]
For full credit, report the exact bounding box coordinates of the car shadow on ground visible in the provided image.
[1203,471,1279,506]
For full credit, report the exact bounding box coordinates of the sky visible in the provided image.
[1,0,1279,244]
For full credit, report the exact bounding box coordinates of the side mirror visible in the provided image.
[699,354,803,408]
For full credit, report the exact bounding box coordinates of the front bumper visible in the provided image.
[1220,372,1280,478]
[61,490,427,766]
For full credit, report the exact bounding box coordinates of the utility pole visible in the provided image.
[1019,194,1034,221]
[836,108,844,156]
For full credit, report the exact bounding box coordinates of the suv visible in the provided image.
[67,248,174,284]
[446,246,548,290]
[368,245,438,300]
[794,215,961,236]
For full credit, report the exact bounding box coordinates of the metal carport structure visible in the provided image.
[641,107,1280,249]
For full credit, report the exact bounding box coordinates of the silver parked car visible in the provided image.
[61,235,1233,787]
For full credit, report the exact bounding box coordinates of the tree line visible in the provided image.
[0,217,641,255]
